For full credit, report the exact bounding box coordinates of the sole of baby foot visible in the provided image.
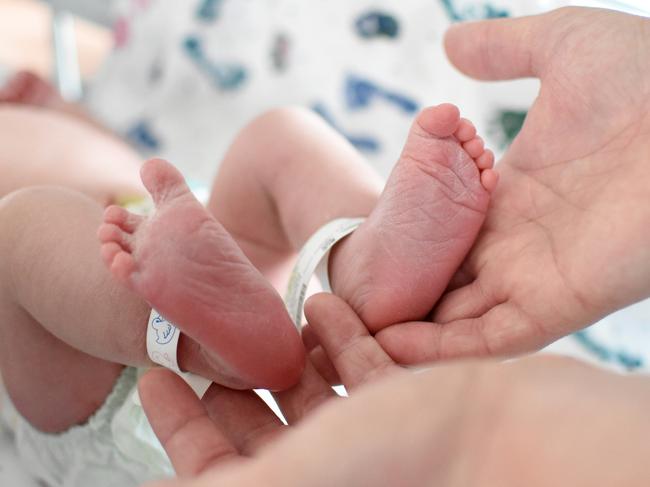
[98,158,305,390]
[330,103,497,331]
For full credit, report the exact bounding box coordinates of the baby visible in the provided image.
[0,102,496,485]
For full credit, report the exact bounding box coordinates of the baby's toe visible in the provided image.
[476,149,495,170]
[463,137,485,159]
[454,118,477,142]
[97,223,135,251]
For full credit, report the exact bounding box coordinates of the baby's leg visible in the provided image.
[209,106,496,330]
[99,161,305,390]
[0,188,143,432]
[0,105,145,205]
[208,107,384,290]
[96,109,376,393]
[97,105,493,390]
[0,187,260,432]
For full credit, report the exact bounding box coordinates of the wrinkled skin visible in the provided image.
[376,7,650,362]
[135,7,650,487]
[140,294,650,487]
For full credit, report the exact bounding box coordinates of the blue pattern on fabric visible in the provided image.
[573,330,645,371]
[355,10,400,39]
[196,0,223,22]
[440,0,510,21]
[312,103,380,153]
[126,120,161,150]
[489,109,527,149]
[183,35,248,91]
[271,33,291,72]
[345,74,419,114]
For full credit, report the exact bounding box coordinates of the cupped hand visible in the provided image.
[140,294,650,487]
[137,293,406,483]
[377,7,650,362]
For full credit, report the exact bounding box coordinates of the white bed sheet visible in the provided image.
[0,393,39,487]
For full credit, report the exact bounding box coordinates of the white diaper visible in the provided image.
[0,367,172,487]
[1,217,365,486]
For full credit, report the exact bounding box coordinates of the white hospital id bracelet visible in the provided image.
[145,309,212,398]
[284,217,365,328]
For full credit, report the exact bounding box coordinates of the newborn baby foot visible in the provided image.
[98,159,304,389]
[330,104,497,331]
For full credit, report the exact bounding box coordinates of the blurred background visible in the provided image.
[1,0,648,182]
[0,0,111,85]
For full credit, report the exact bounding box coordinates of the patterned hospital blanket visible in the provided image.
[83,0,650,371]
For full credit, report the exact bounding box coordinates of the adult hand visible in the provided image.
[139,294,650,487]
[138,292,406,483]
[377,7,650,362]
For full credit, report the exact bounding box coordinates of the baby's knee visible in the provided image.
[0,187,52,229]
[241,106,330,173]
[1,186,89,219]
[248,106,324,138]
[0,186,100,248]
[256,105,315,124]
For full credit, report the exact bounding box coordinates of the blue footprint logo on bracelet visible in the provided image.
[182,35,248,91]
[345,75,419,115]
[151,313,177,345]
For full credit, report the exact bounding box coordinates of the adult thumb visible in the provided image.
[444,12,551,81]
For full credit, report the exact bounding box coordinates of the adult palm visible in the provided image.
[377,7,650,361]
[140,295,650,487]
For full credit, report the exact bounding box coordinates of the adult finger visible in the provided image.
[273,360,337,425]
[301,323,320,351]
[304,293,403,390]
[444,12,550,80]
[308,345,342,385]
[138,368,240,476]
[444,262,476,293]
[303,324,342,385]
[275,291,412,424]
[432,277,500,324]
[201,384,284,455]
[375,301,544,364]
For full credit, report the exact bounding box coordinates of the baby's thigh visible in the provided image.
[0,187,142,433]
[0,106,144,204]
